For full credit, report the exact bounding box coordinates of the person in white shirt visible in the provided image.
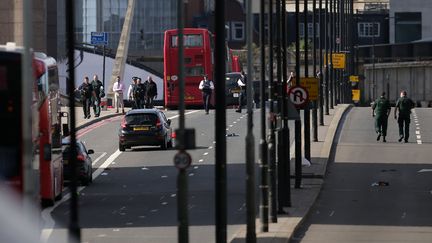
[127,77,138,109]
[112,76,125,113]
[236,71,247,113]
[198,75,214,114]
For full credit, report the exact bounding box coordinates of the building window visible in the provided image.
[395,12,422,43]
[231,22,245,41]
[358,22,380,38]
[299,23,320,38]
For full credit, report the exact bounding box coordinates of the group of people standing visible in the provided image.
[77,75,104,119]
[127,76,158,109]
[77,75,158,118]
[372,90,415,143]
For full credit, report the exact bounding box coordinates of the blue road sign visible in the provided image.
[91,32,108,45]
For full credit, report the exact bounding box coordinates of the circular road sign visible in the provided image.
[174,151,192,170]
[288,86,309,109]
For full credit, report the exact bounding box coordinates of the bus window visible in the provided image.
[0,53,22,180]
[171,34,203,47]
[185,66,204,77]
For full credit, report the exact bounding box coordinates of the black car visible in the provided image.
[118,108,173,151]
[225,72,243,106]
[62,138,94,186]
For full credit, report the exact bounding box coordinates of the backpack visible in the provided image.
[398,97,414,115]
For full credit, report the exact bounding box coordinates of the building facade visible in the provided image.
[74,0,178,57]
[389,0,432,43]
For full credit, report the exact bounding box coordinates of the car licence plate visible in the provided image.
[233,93,239,97]
[133,126,149,131]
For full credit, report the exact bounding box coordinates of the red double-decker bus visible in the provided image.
[164,28,214,108]
[0,44,63,206]
[34,52,64,206]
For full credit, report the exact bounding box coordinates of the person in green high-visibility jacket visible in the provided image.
[372,92,391,142]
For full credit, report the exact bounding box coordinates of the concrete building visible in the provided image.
[0,0,47,52]
[389,0,432,43]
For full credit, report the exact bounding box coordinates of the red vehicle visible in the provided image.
[164,28,214,108]
[0,44,63,206]
[34,52,64,206]
[232,55,241,72]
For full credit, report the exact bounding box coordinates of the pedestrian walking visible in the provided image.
[145,76,158,108]
[198,75,214,114]
[77,76,95,119]
[127,77,138,109]
[235,70,247,113]
[394,90,415,143]
[112,76,125,114]
[372,92,391,142]
[91,74,104,117]
[135,77,146,109]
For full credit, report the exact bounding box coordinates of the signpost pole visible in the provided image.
[294,0,302,189]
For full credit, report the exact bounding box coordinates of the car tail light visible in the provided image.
[121,117,127,128]
[156,118,162,129]
[77,154,85,162]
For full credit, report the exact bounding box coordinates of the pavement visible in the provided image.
[61,103,352,243]
[230,104,352,243]
[60,105,131,132]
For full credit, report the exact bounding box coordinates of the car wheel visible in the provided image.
[55,190,63,201]
[160,137,168,150]
[119,142,126,152]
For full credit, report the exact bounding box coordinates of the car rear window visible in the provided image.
[125,113,158,126]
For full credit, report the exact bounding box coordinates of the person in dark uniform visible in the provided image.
[372,92,391,142]
[77,76,95,119]
[394,90,415,143]
[91,74,104,117]
[136,78,146,109]
[198,75,214,114]
[235,70,247,113]
[145,76,158,108]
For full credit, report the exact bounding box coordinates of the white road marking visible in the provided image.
[417,135,421,139]
[92,152,107,165]
[171,194,177,197]
[161,202,168,206]
[233,121,237,124]
[41,111,200,241]
[167,110,200,119]
[329,211,335,217]
[161,175,168,178]
[402,212,407,219]
[198,159,204,162]
[418,169,432,173]
[189,173,195,177]
[417,141,423,145]
[416,131,420,135]
[193,166,199,169]
[229,125,233,127]
[41,149,123,241]
[203,152,209,156]
[208,146,213,149]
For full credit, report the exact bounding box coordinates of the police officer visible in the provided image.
[91,74,104,117]
[235,70,247,113]
[372,92,391,142]
[132,78,145,109]
[198,74,214,114]
[77,76,95,119]
[394,90,415,143]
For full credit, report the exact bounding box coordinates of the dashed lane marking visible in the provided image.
[92,152,107,166]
